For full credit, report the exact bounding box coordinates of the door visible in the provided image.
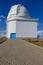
[10,33,16,39]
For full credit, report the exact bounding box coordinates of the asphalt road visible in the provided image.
[0,39,43,65]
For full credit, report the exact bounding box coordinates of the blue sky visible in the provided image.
[0,0,43,31]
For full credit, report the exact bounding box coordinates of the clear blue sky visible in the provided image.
[0,0,43,31]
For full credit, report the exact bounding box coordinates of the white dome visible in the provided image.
[7,4,31,18]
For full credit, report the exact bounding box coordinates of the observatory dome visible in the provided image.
[7,4,31,18]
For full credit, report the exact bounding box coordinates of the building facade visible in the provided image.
[7,4,38,39]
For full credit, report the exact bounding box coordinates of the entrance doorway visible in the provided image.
[10,33,16,39]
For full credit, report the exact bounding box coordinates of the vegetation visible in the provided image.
[23,38,43,47]
[0,37,7,44]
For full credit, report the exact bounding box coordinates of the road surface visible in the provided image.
[0,39,43,65]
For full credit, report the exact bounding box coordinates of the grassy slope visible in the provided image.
[23,38,43,47]
[0,37,7,44]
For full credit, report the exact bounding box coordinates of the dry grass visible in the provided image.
[23,38,43,47]
[0,37,7,44]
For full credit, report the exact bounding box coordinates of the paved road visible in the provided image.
[0,39,43,65]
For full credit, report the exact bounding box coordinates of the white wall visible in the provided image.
[16,21,37,38]
[7,21,16,38]
[7,20,37,38]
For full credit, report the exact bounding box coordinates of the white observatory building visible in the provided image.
[7,4,38,39]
